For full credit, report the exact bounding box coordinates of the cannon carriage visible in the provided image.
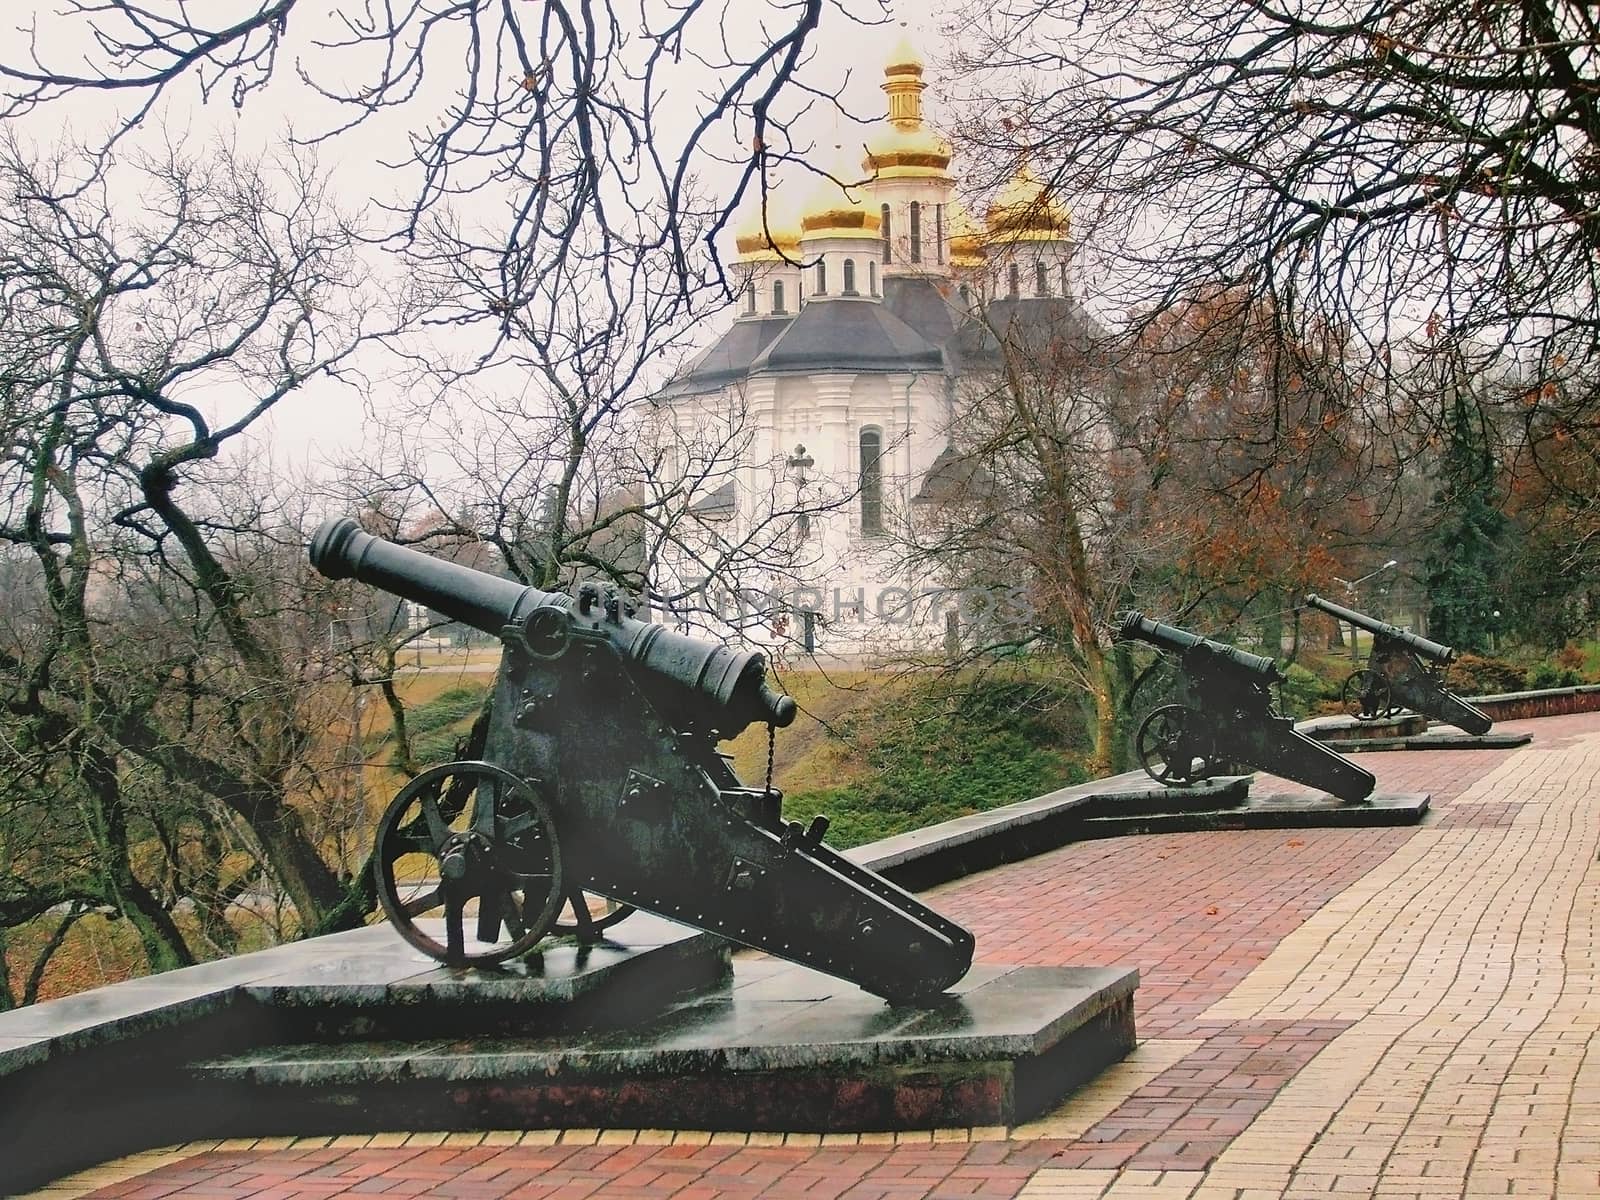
[309,519,974,1005]
[1304,594,1492,736]
[1116,611,1376,804]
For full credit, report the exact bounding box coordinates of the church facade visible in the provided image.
[655,39,1093,662]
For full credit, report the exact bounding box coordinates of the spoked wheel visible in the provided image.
[551,890,637,942]
[1136,704,1211,785]
[1342,669,1392,722]
[373,760,563,966]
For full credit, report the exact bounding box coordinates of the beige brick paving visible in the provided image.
[1023,729,1600,1199]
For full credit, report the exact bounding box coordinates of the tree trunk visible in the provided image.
[115,877,194,974]
[0,928,14,1011]
[241,794,348,930]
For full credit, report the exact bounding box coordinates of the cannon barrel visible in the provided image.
[311,517,564,633]
[1304,594,1455,665]
[310,518,795,736]
[1116,611,1284,682]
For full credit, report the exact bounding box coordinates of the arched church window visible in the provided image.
[958,283,970,307]
[1059,261,1069,299]
[859,426,883,536]
[843,258,857,294]
[935,204,944,264]
[1036,260,1049,297]
[909,202,922,264]
[869,261,878,295]
[1008,263,1020,298]
[816,260,827,294]
[881,204,892,264]
[773,280,786,314]
[745,282,757,313]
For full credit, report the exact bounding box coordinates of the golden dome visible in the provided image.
[985,163,1070,239]
[885,32,924,76]
[799,160,881,240]
[863,123,952,179]
[732,198,800,261]
[861,34,951,180]
[947,203,986,266]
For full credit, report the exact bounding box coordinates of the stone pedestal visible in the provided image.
[0,913,1138,1190]
[191,959,1138,1134]
[1072,780,1431,836]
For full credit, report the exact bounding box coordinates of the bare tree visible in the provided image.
[2,0,889,306]
[0,2,905,1001]
[0,135,394,980]
[947,1,1600,375]
[942,0,1600,589]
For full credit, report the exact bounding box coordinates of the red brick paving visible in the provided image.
[82,1144,1069,1200]
[60,714,1586,1199]
[1049,1018,1350,1171]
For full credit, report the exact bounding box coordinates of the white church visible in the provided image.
[654,38,1099,663]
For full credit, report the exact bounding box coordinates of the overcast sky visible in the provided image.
[2,2,954,472]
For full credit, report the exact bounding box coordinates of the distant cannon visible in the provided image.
[1304,594,1492,736]
[309,518,974,1005]
[1116,611,1376,803]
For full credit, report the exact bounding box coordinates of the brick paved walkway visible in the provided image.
[19,713,1598,1200]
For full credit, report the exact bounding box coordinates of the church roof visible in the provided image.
[751,298,943,374]
[688,480,737,520]
[882,275,958,356]
[955,297,1106,368]
[663,315,791,395]
[913,445,994,504]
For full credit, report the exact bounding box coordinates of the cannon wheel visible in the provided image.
[552,892,636,941]
[373,760,564,966]
[1136,704,1211,785]
[1342,669,1392,722]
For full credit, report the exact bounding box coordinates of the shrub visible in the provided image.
[1447,654,1527,696]
[1276,662,1329,718]
[780,672,1091,848]
[401,686,490,736]
[1527,662,1581,690]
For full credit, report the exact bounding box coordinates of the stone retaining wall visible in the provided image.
[1466,683,1600,721]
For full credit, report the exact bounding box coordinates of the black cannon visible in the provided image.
[1116,611,1376,803]
[309,519,973,1004]
[1304,594,1492,736]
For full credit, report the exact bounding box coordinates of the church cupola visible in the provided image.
[984,162,1074,300]
[862,33,955,279]
[863,37,951,181]
[798,163,884,303]
[984,163,1070,240]
[732,197,803,318]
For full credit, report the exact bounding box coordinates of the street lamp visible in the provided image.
[1331,560,1398,660]
[1332,559,1399,592]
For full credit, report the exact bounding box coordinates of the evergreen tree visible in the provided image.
[1424,394,1506,652]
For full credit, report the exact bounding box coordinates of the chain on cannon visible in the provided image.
[309,518,974,1005]
[1303,594,1493,735]
[1115,611,1377,804]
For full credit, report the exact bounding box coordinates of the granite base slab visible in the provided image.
[187,962,1137,1134]
[250,917,728,1039]
[1298,713,1428,742]
[1319,731,1531,752]
[1080,789,1430,835]
[0,914,724,1191]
